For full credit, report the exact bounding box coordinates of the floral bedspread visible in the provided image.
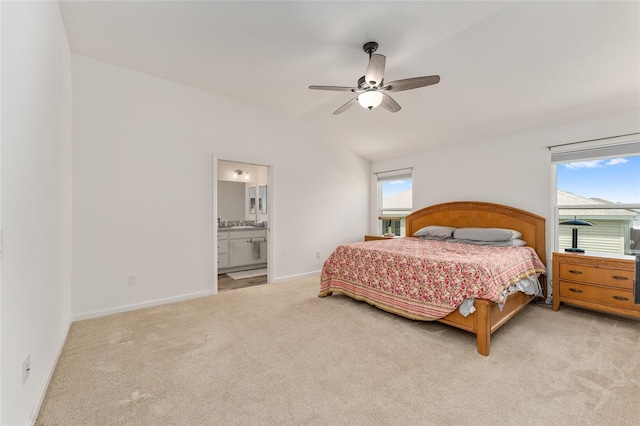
[319,238,546,320]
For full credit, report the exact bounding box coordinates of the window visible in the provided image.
[553,143,640,255]
[377,169,412,236]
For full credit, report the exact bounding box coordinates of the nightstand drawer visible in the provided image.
[559,263,597,282]
[559,281,637,310]
[559,263,634,290]
[597,269,634,290]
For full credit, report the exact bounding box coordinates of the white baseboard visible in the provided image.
[73,290,214,321]
[271,270,321,284]
[28,316,72,426]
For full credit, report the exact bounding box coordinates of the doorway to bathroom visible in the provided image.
[215,159,270,292]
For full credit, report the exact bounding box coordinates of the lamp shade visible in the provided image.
[358,91,383,110]
[559,219,593,226]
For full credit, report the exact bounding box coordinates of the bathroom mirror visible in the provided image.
[249,186,256,214]
[217,181,245,220]
[259,185,267,214]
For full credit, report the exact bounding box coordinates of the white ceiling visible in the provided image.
[58,1,640,161]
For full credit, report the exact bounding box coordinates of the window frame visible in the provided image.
[552,141,640,255]
[376,169,413,236]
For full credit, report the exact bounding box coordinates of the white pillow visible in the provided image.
[447,238,527,247]
[453,227,522,242]
[413,225,456,239]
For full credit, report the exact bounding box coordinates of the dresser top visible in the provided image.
[554,251,637,262]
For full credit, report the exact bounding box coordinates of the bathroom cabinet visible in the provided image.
[218,229,267,271]
[218,231,229,268]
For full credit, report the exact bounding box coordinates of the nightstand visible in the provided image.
[552,251,639,319]
[364,235,400,241]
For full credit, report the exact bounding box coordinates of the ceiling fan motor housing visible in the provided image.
[363,41,378,56]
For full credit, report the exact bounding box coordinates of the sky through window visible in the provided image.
[557,155,639,204]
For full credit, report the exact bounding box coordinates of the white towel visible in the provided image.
[252,241,261,259]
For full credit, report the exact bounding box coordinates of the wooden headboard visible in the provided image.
[406,201,546,264]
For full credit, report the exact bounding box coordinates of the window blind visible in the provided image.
[551,140,640,163]
[375,168,413,181]
[553,138,640,206]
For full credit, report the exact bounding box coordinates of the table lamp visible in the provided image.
[559,217,593,252]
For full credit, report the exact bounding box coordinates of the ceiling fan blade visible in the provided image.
[309,85,356,92]
[380,93,401,113]
[365,54,386,86]
[384,75,440,92]
[333,97,358,115]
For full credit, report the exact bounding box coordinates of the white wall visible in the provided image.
[71,55,369,319]
[371,107,640,266]
[0,2,72,424]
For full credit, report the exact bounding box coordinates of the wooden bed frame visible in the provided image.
[405,201,546,356]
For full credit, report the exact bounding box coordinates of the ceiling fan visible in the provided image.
[309,41,440,115]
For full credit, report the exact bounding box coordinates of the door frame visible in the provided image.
[212,156,274,293]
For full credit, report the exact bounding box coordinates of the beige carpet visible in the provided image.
[37,276,640,425]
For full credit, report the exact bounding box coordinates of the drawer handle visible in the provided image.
[568,270,583,275]
[611,275,628,281]
[612,295,629,301]
[568,288,583,294]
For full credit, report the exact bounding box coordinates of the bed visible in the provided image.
[319,201,547,356]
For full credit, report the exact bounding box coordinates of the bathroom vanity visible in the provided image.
[217,228,267,272]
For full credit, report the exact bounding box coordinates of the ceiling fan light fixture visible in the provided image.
[358,91,383,110]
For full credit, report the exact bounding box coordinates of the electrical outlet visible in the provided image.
[22,354,30,385]
[316,251,321,259]
[127,275,137,286]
